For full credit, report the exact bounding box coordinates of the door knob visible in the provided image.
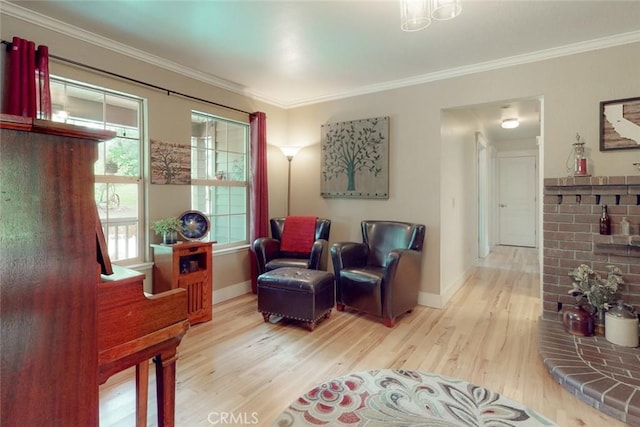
[500,204,507,207]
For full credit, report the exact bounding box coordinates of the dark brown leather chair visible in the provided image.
[330,220,426,327]
[253,217,331,275]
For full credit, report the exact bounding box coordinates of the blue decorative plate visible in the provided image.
[178,210,210,240]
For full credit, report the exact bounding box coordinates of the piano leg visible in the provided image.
[136,361,149,427]
[154,350,179,427]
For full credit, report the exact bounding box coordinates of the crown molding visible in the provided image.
[3,1,639,110]
[285,30,640,109]
[0,1,285,108]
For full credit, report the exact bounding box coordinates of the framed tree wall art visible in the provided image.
[321,116,389,199]
[150,139,191,184]
[600,96,640,151]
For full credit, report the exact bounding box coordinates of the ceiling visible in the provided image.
[4,0,640,141]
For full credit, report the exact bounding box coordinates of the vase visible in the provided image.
[594,309,606,336]
[562,304,594,336]
[605,301,639,347]
[162,231,178,245]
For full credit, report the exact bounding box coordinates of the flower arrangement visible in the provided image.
[151,217,183,235]
[568,264,624,312]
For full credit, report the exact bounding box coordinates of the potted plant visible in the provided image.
[104,159,119,174]
[152,217,183,244]
[567,264,624,334]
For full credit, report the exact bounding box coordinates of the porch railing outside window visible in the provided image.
[191,111,249,248]
[50,77,144,264]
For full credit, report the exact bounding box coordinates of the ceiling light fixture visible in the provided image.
[400,0,461,32]
[400,0,431,31]
[431,0,462,20]
[501,118,520,129]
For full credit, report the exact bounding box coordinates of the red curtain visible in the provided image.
[3,36,51,119]
[249,112,269,293]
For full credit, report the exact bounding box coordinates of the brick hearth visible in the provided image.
[541,176,640,425]
[539,319,640,424]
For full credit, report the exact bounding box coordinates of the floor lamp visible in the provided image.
[279,146,301,216]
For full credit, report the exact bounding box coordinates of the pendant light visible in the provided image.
[400,0,461,32]
[431,0,462,20]
[400,0,431,32]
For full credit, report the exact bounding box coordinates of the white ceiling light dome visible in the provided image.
[501,118,520,129]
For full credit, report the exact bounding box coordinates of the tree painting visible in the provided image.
[150,139,191,184]
[321,116,389,198]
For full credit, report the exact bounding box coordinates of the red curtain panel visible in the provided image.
[5,37,23,116]
[249,112,269,293]
[3,36,51,119]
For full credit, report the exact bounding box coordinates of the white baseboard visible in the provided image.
[418,292,444,309]
[213,280,252,304]
[418,267,474,310]
[441,267,474,307]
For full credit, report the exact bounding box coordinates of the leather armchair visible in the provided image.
[330,220,426,327]
[253,217,331,275]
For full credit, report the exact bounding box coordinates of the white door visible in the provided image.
[497,155,536,247]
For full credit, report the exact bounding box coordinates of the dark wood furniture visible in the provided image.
[0,115,114,426]
[151,241,214,325]
[98,265,189,427]
[1,114,189,427]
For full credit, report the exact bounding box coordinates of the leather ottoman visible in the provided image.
[257,267,335,331]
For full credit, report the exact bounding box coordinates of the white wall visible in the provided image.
[439,109,479,306]
[287,88,442,296]
[493,137,538,152]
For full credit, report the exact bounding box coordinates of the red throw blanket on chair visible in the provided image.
[280,216,318,253]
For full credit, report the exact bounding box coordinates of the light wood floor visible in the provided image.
[99,246,624,426]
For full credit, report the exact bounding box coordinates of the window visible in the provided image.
[190,111,249,248]
[50,77,144,264]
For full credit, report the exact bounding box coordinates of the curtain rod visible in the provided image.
[1,39,252,116]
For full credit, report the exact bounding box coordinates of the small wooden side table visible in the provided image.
[151,241,214,325]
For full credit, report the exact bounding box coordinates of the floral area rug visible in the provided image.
[273,369,557,426]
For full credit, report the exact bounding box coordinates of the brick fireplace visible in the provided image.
[543,175,640,319]
[540,175,640,425]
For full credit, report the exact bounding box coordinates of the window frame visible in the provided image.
[190,111,250,250]
[49,75,146,265]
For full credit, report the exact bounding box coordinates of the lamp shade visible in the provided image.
[501,118,520,129]
[280,146,301,159]
[400,0,431,31]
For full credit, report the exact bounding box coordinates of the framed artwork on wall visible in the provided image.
[320,116,389,199]
[599,96,640,151]
[150,139,191,184]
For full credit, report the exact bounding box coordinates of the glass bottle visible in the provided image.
[599,205,611,235]
[621,217,630,236]
[563,303,594,336]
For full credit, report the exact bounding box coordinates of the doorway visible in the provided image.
[467,97,542,256]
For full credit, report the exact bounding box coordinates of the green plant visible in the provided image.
[568,264,624,312]
[151,217,183,235]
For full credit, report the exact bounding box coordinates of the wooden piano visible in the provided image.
[98,265,189,427]
[0,115,188,427]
